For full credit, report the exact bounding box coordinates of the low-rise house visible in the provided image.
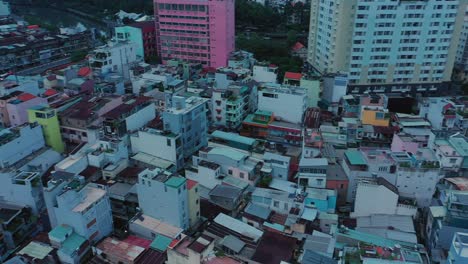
[297,158,328,189]
[351,178,417,218]
[242,203,272,229]
[48,225,90,264]
[108,183,139,238]
[93,237,146,264]
[129,213,184,241]
[207,184,243,215]
[6,93,48,127]
[446,232,468,264]
[0,203,38,261]
[426,191,468,262]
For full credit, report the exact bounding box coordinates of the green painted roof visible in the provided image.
[60,233,86,255]
[165,176,186,189]
[345,150,367,165]
[338,228,415,248]
[212,130,256,146]
[449,137,468,156]
[150,234,172,252]
[48,225,72,241]
[263,222,285,232]
[209,147,247,161]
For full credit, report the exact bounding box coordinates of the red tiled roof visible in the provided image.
[291,42,305,51]
[78,67,91,77]
[443,103,454,110]
[284,72,302,80]
[252,231,297,264]
[18,93,36,102]
[137,249,166,264]
[123,235,152,249]
[46,75,57,81]
[103,96,152,119]
[79,166,99,179]
[205,257,241,264]
[44,89,58,97]
[187,179,198,190]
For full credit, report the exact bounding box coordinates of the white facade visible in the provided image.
[163,96,209,159]
[89,41,139,79]
[130,128,182,169]
[49,183,113,243]
[253,65,278,83]
[396,167,443,207]
[0,149,61,214]
[352,182,417,218]
[125,102,156,132]
[0,124,45,168]
[258,85,307,124]
[308,0,467,86]
[137,168,189,229]
[298,158,328,188]
[322,74,348,105]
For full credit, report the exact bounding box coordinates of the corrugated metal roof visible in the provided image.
[18,241,53,260]
[301,208,318,221]
[244,203,271,220]
[214,213,263,242]
[211,130,256,146]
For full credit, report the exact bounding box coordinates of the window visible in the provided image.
[167,139,171,146]
[450,158,458,164]
[273,201,279,208]
[239,172,245,179]
[228,169,233,175]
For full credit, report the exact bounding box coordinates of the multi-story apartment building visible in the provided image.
[0,203,38,262]
[0,124,62,214]
[257,84,307,124]
[137,168,189,229]
[342,148,443,207]
[45,179,113,243]
[115,21,157,62]
[163,96,208,159]
[60,95,123,144]
[102,96,155,138]
[211,83,257,129]
[308,0,467,91]
[0,29,91,75]
[88,41,139,79]
[6,93,47,127]
[28,105,65,153]
[455,4,468,81]
[446,232,468,264]
[130,128,183,170]
[154,0,235,67]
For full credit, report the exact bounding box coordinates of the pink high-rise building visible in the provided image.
[154,0,235,68]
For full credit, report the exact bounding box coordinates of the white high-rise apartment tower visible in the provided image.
[308,0,468,92]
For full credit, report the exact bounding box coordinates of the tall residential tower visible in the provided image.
[154,0,235,67]
[308,0,468,91]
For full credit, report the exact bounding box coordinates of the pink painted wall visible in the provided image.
[390,134,419,154]
[7,97,48,127]
[154,0,235,67]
